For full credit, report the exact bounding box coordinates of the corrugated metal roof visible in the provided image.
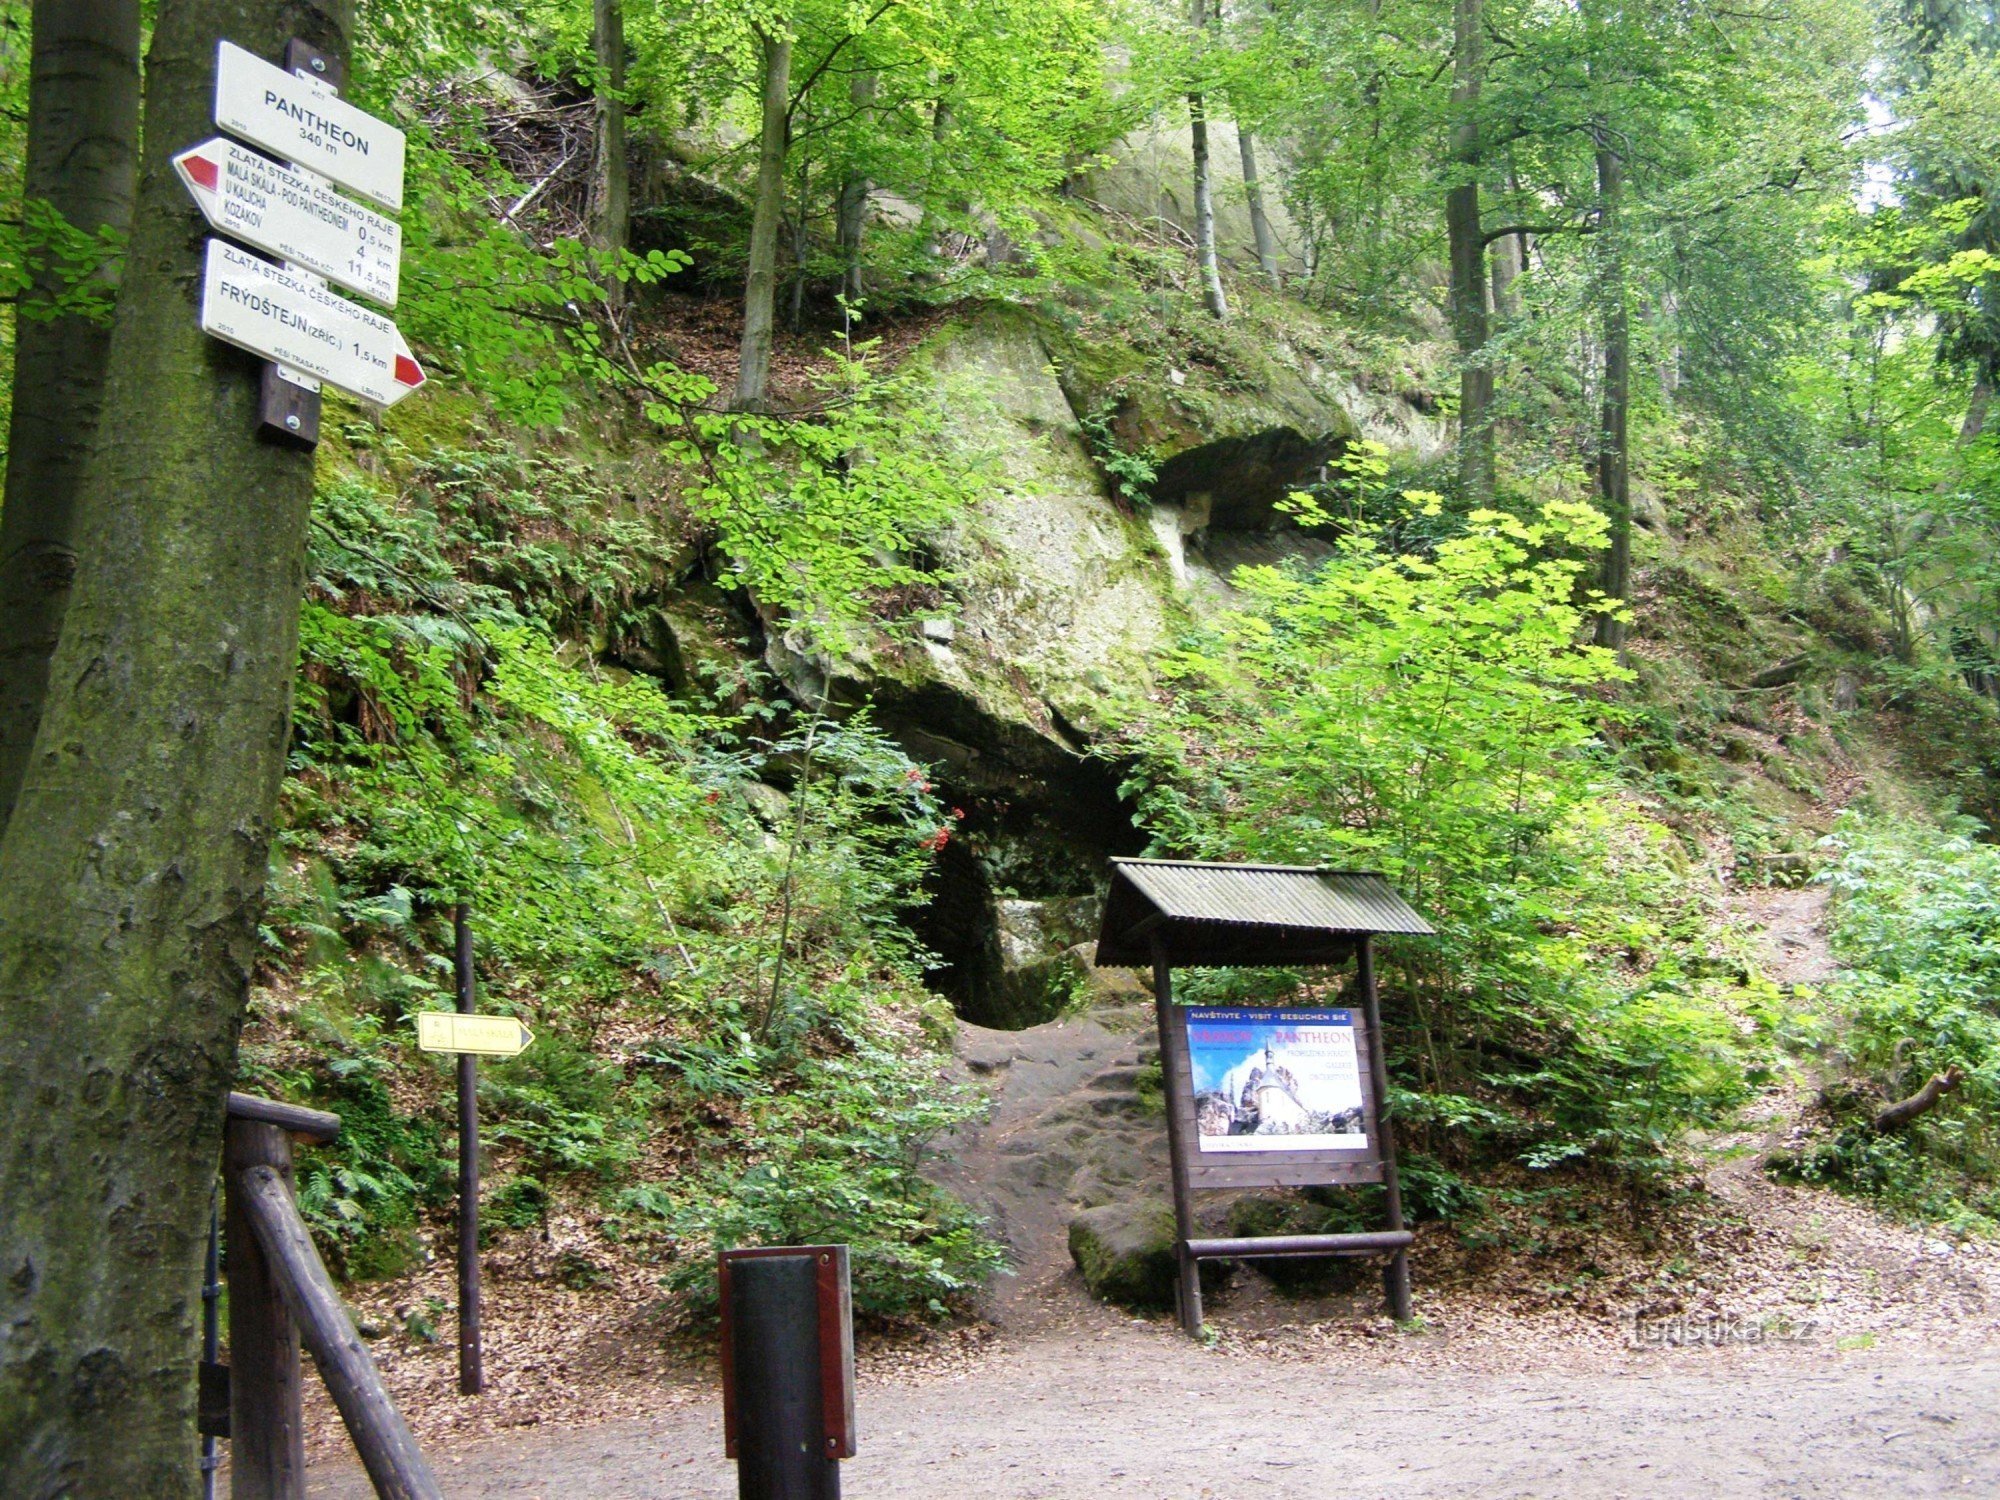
[1110,859,1435,936]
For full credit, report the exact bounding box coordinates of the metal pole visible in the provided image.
[728,1255,841,1500]
[454,901,483,1395]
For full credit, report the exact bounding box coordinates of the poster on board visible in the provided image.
[1187,1007,1368,1153]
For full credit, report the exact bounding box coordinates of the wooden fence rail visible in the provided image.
[221,1095,442,1500]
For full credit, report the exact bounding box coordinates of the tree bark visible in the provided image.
[1190,96,1228,318]
[1961,378,1992,445]
[1593,129,1631,651]
[1489,210,1523,321]
[737,27,793,412]
[1873,1067,1963,1131]
[1238,127,1281,288]
[1189,0,1228,319]
[835,71,877,307]
[0,0,143,833]
[0,2,348,1492]
[1446,0,1493,506]
[590,0,629,309]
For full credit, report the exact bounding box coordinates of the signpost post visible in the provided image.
[409,908,537,1397]
[177,38,421,445]
[454,905,481,1396]
[719,1246,856,1500]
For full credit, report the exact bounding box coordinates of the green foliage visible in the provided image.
[1781,817,2000,1229]
[240,420,998,1318]
[645,344,975,654]
[1118,498,1755,1193]
[633,1036,1005,1321]
[1079,402,1160,505]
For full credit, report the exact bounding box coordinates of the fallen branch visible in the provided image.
[1873,1066,1964,1132]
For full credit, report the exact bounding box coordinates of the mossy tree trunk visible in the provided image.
[0,0,143,833]
[737,26,793,411]
[590,0,629,310]
[1446,0,1493,507]
[0,0,349,1492]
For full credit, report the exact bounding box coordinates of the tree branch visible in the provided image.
[1481,221,1593,246]
[1873,1066,1965,1131]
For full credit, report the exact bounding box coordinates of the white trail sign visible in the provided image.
[213,40,405,211]
[199,239,424,406]
[175,137,400,305]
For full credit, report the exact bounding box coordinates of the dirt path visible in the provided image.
[304,1316,2000,1498]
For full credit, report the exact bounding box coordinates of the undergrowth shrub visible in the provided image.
[1116,497,1756,1213]
[240,419,1000,1318]
[1779,817,2000,1230]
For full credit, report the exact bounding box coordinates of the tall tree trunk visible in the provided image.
[1489,157,1527,321]
[737,27,793,412]
[1446,0,1493,505]
[1189,97,1228,317]
[0,0,143,833]
[0,2,349,1492]
[1489,225,1521,320]
[835,71,876,306]
[590,0,629,309]
[1961,377,1992,444]
[1593,130,1631,651]
[1189,0,1228,319]
[789,152,809,332]
[1238,127,1281,288]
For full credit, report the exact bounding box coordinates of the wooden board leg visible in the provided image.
[1384,1248,1412,1322]
[1178,1246,1204,1337]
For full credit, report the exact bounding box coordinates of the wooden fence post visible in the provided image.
[225,1118,307,1500]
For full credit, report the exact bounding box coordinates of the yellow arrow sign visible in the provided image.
[416,1011,535,1058]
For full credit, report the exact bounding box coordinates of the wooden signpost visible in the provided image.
[176,38,422,444]
[1092,858,1435,1337]
[408,905,537,1396]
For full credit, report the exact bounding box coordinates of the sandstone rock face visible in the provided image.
[779,302,1445,1026]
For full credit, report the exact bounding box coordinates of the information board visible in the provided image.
[1186,1007,1370,1154]
[1161,998,1387,1190]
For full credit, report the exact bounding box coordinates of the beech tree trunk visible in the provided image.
[0,1,350,1492]
[1489,213,1523,321]
[737,27,793,411]
[1238,127,1281,288]
[1446,0,1493,506]
[590,0,629,309]
[0,0,143,833]
[1593,130,1632,651]
[1189,0,1228,319]
[835,72,877,306]
[1190,97,1228,318]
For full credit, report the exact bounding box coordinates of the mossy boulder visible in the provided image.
[1068,1199,1181,1310]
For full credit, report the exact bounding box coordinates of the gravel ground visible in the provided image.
[303,1315,2000,1499]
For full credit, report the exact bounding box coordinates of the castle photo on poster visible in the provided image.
[1187,1008,1368,1152]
